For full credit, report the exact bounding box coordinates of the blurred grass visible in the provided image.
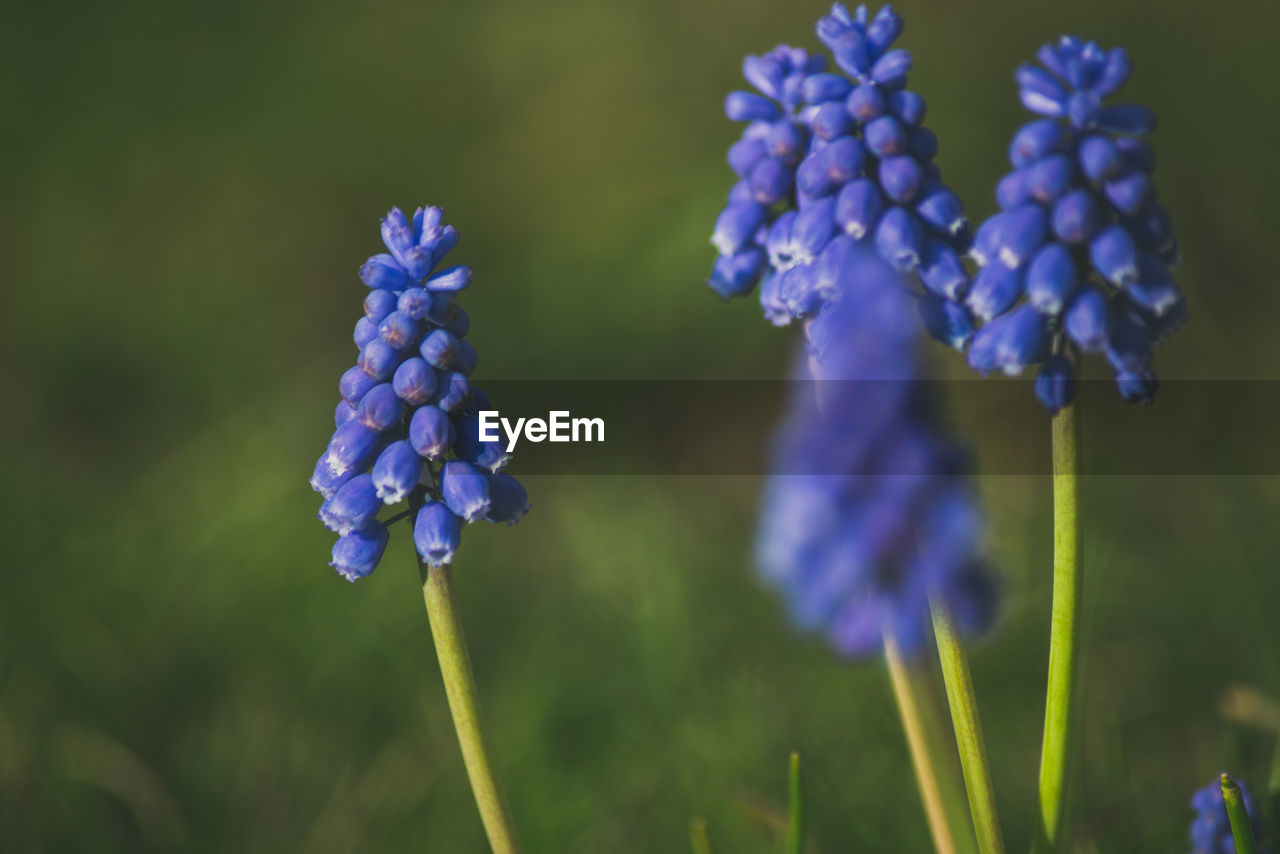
[3,0,1280,850]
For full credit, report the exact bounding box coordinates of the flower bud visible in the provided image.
[749,156,793,204]
[1034,355,1076,414]
[453,412,512,472]
[996,171,1032,210]
[1025,243,1077,315]
[874,206,923,270]
[803,73,852,103]
[326,419,382,475]
[966,262,1024,322]
[392,357,438,405]
[310,454,354,499]
[319,473,382,535]
[353,317,378,348]
[792,198,837,261]
[1089,224,1139,285]
[486,474,530,525]
[846,83,885,120]
[870,49,912,89]
[712,202,766,256]
[1051,189,1103,244]
[396,287,431,320]
[356,383,404,431]
[709,249,765,298]
[420,328,461,369]
[409,404,455,459]
[835,178,883,239]
[434,371,471,413]
[331,521,389,581]
[888,90,926,125]
[1026,155,1072,203]
[414,502,462,567]
[441,460,492,523]
[968,304,1048,376]
[766,121,806,162]
[377,310,418,350]
[918,294,974,350]
[1103,173,1152,216]
[919,239,968,300]
[1078,135,1123,182]
[425,264,473,293]
[358,339,400,381]
[1063,285,1112,352]
[728,136,767,177]
[372,440,421,504]
[1009,119,1065,168]
[867,5,905,55]
[364,289,398,322]
[996,204,1048,268]
[726,91,781,122]
[812,102,854,140]
[865,115,907,157]
[340,365,377,405]
[335,400,357,428]
[359,253,409,290]
[879,156,925,203]
[916,187,965,235]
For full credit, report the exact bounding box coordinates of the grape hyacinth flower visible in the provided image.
[966,36,1186,409]
[1190,775,1266,854]
[708,4,977,350]
[310,206,530,581]
[757,252,998,657]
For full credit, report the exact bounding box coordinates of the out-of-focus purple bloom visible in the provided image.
[757,251,998,657]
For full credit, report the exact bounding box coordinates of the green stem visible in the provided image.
[1032,403,1082,854]
[420,561,524,854]
[1222,773,1259,854]
[690,817,712,854]
[885,635,980,854]
[786,751,805,854]
[932,605,1006,854]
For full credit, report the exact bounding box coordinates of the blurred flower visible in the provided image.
[1189,775,1265,854]
[707,4,976,350]
[967,36,1185,409]
[757,251,998,656]
[310,207,529,581]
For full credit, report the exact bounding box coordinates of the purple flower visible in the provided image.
[705,4,976,347]
[967,36,1184,406]
[310,207,529,578]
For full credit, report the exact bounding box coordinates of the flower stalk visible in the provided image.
[1032,402,1082,854]
[1222,773,1259,854]
[932,605,1005,854]
[420,556,523,854]
[885,635,980,854]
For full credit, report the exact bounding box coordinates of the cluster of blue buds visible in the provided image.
[309,207,529,581]
[1190,776,1266,854]
[708,4,975,342]
[756,253,998,656]
[965,36,1186,410]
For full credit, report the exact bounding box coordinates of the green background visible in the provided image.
[4,0,1279,850]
